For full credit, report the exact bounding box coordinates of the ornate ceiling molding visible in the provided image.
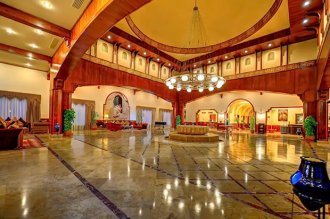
[126,0,283,54]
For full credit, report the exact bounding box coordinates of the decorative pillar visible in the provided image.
[171,101,185,128]
[317,90,328,140]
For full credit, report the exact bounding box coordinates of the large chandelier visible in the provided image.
[165,0,226,92]
[165,72,225,92]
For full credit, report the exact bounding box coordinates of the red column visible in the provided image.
[171,101,185,128]
[316,90,328,140]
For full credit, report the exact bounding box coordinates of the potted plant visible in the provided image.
[63,109,75,137]
[176,115,181,127]
[250,116,255,134]
[304,115,317,142]
[91,111,99,130]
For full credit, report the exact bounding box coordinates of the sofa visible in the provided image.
[0,128,23,150]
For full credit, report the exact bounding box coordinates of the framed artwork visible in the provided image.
[103,92,130,120]
[278,109,288,121]
[295,114,304,124]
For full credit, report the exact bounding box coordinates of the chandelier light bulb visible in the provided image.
[166,81,172,86]
[187,87,192,93]
[197,74,205,81]
[198,87,204,92]
[211,76,218,82]
[170,78,176,84]
[181,75,189,82]
[169,84,174,89]
[177,86,182,91]
[208,86,214,91]
[216,80,225,88]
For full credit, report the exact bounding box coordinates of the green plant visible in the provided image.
[249,116,255,131]
[63,109,75,132]
[304,115,317,137]
[91,111,99,125]
[176,115,181,126]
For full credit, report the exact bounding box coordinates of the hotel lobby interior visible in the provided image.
[1,0,330,218]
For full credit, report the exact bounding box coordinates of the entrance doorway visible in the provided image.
[227,99,254,130]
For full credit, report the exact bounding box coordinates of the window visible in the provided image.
[245,58,251,65]
[210,66,215,73]
[226,62,231,69]
[138,58,143,66]
[0,97,27,120]
[101,43,108,53]
[267,52,275,61]
[122,51,128,60]
[152,63,156,71]
[72,103,86,131]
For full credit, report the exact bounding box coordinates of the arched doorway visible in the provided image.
[227,99,255,130]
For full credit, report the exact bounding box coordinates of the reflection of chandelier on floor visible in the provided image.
[165,0,226,92]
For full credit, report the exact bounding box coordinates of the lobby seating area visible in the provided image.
[100,120,148,131]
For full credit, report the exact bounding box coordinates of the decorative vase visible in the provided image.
[290,156,330,211]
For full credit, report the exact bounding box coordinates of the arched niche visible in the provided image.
[103,92,130,120]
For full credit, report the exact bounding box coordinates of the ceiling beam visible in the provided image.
[0,2,70,39]
[0,43,52,63]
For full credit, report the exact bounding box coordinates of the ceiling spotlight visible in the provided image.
[303,1,310,7]
[170,78,176,84]
[197,74,205,81]
[198,87,204,92]
[211,76,218,82]
[177,86,182,91]
[268,43,272,47]
[156,58,160,61]
[224,55,228,59]
[181,75,189,82]
[25,63,32,67]
[168,63,171,66]
[303,18,309,24]
[27,53,33,58]
[169,84,174,90]
[127,44,131,48]
[244,50,248,54]
[208,86,214,91]
[34,29,43,35]
[29,43,39,49]
[6,28,16,35]
[107,35,111,39]
[143,51,147,56]
[208,60,211,64]
[187,87,192,93]
[193,64,197,67]
[40,1,53,9]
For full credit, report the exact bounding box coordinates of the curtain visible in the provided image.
[137,106,155,127]
[142,108,152,127]
[159,109,172,127]
[0,97,27,120]
[72,103,86,131]
[72,99,95,130]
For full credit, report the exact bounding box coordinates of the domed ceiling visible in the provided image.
[115,0,289,60]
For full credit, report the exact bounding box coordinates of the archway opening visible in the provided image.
[227,99,255,130]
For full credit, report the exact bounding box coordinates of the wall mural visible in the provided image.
[278,109,288,121]
[103,92,130,120]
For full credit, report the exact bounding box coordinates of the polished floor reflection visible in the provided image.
[1,130,330,218]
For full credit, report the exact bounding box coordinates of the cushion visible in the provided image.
[5,117,11,121]
[0,117,7,128]
[18,121,24,127]
[8,123,19,129]
[6,120,14,127]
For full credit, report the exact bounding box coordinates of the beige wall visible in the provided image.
[117,48,131,68]
[207,63,218,74]
[185,91,302,123]
[161,66,170,80]
[96,40,113,62]
[267,107,303,125]
[240,54,257,73]
[0,63,50,118]
[134,55,146,73]
[222,59,235,76]
[149,61,159,77]
[288,39,317,64]
[72,85,172,121]
[262,47,281,69]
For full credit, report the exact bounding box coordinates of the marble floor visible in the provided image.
[1,130,330,219]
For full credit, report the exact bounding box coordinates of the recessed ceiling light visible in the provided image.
[193,64,196,67]
[40,1,53,9]
[127,44,131,48]
[303,1,310,7]
[156,58,160,61]
[143,51,147,56]
[208,60,211,64]
[303,18,309,24]
[244,50,248,54]
[6,28,16,35]
[224,55,228,59]
[34,29,43,35]
[26,63,32,67]
[29,43,39,49]
[107,35,111,39]
[268,43,272,47]
[168,63,171,66]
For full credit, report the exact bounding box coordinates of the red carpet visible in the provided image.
[20,137,44,149]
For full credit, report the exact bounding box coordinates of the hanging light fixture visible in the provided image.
[165,0,226,92]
